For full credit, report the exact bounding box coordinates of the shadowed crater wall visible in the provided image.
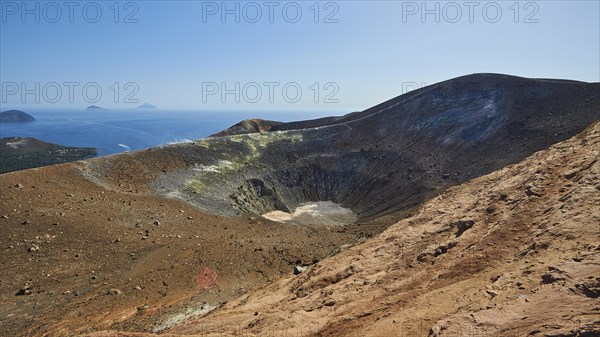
[87,74,600,222]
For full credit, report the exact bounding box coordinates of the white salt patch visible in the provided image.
[152,302,218,332]
[191,164,221,173]
[191,160,234,173]
[262,201,356,227]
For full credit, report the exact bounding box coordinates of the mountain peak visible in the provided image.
[137,103,157,109]
[86,105,106,111]
[211,119,284,137]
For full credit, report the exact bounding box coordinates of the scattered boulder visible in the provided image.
[563,170,578,180]
[541,267,568,284]
[433,242,458,257]
[525,185,543,197]
[15,285,32,296]
[574,278,600,298]
[452,220,475,238]
[416,252,432,263]
[106,288,122,296]
[485,289,498,298]
[490,274,501,283]
[294,266,307,275]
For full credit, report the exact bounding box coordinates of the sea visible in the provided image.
[0,109,342,156]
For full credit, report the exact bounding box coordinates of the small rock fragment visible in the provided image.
[294,266,307,275]
[15,285,32,296]
[106,288,122,296]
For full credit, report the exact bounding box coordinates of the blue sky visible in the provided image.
[1,0,599,112]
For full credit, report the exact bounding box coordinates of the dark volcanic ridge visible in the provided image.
[210,119,284,137]
[0,110,35,123]
[84,74,599,223]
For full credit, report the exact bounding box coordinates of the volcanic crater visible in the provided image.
[86,74,599,224]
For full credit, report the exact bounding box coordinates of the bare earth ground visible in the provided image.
[87,122,599,337]
[1,74,598,337]
[0,161,387,337]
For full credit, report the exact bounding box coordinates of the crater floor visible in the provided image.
[262,201,357,227]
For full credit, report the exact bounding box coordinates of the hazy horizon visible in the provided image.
[1,72,598,113]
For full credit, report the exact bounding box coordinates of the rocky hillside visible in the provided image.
[93,121,600,337]
[85,74,599,222]
[0,137,97,173]
[0,74,598,337]
[0,151,382,337]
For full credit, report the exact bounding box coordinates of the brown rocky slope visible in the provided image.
[0,161,380,337]
[1,74,598,337]
[89,121,600,336]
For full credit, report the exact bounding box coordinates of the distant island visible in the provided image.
[86,105,107,112]
[0,110,35,123]
[0,137,97,174]
[137,103,157,109]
